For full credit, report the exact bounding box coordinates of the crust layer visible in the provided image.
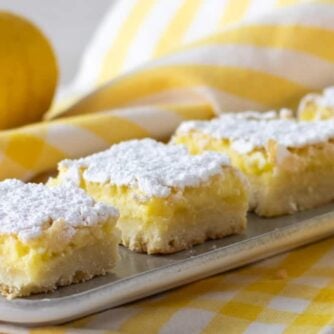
[120,211,246,254]
[0,270,107,300]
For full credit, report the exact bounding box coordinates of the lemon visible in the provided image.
[0,12,58,129]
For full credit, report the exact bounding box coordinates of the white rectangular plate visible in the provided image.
[1,204,334,326]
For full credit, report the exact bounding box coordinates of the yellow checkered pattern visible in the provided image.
[1,0,334,333]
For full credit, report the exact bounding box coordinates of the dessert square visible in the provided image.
[172,114,334,217]
[0,180,119,299]
[298,87,334,121]
[52,139,249,254]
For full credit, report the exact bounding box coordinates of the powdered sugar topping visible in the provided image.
[221,109,294,120]
[322,87,334,107]
[175,115,334,154]
[60,139,230,198]
[299,87,334,110]
[0,179,119,242]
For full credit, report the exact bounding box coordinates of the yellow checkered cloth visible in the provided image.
[3,0,334,181]
[1,0,334,332]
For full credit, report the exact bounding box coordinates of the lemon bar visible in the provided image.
[0,179,119,299]
[52,139,249,254]
[172,114,334,217]
[298,87,334,120]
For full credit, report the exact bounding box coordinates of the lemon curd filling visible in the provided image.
[0,180,119,299]
[52,139,249,254]
[298,87,334,121]
[172,114,334,217]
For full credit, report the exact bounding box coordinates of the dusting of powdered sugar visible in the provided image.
[59,139,230,198]
[321,87,334,107]
[175,115,334,154]
[221,109,294,120]
[0,179,119,242]
[299,87,334,111]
